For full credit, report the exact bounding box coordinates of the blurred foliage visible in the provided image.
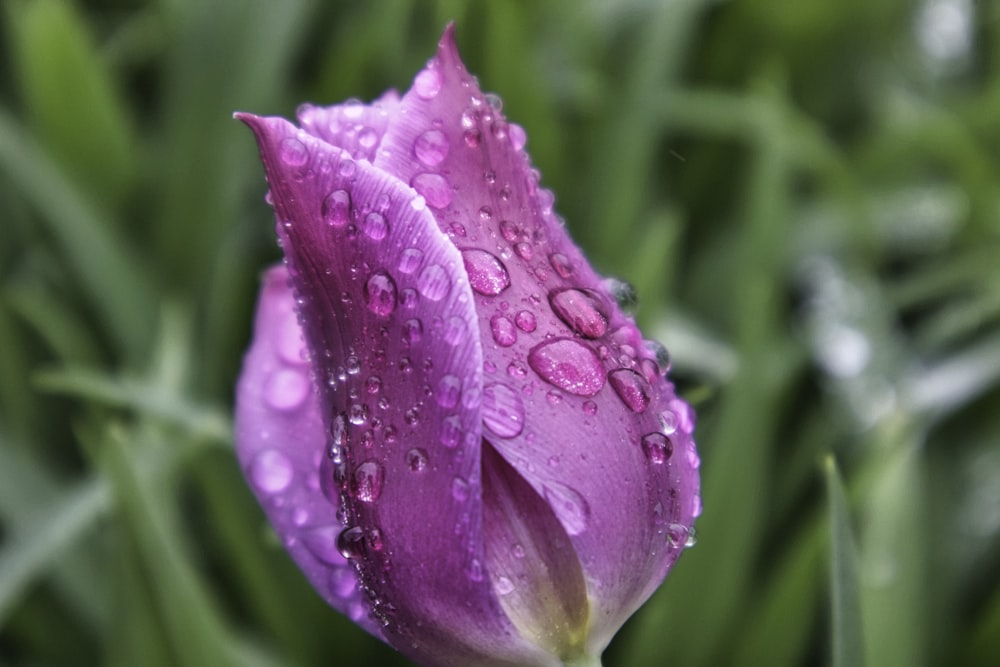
[1,0,999,665]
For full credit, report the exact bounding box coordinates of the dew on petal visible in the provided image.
[337,526,366,559]
[322,189,351,227]
[436,374,462,408]
[608,368,651,413]
[418,264,450,301]
[490,314,517,347]
[263,368,310,412]
[482,382,525,438]
[411,172,453,209]
[329,566,358,598]
[402,318,423,347]
[302,526,345,566]
[363,211,389,240]
[548,253,574,278]
[494,575,515,595]
[405,447,429,472]
[659,409,679,436]
[250,449,294,494]
[543,482,590,536]
[462,249,510,296]
[398,247,423,274]
[451,476,470,502]
[549,288,608,338]
[443,316,466,345]
[364,271,397,316]
[440,414,462,448]
[528,338,605,397]
[641,432,673,464]
[499,220,519,243]
[358,126,378,149]
[413,129,449,166]
[413,67,442,99]
[274,311,306,364]
[351,461,385,503]
[582,400,598,416]
[279,137,308,166]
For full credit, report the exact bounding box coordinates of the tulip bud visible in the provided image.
[235,24,700,667]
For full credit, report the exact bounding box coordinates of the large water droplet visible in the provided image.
[608,368,651,413]
[549,289,608,338]
[363,211,388,240]
[462,249,510,296]
[263,368,310,411]
[490,314,517,347]
[436,374,462,408]
[413,129,449,166]
[249,449,294,494]
[364,271,397,316]
[543,482,590,536]
[413,68,442,99]
[482,383,525,438]
[528,338,605,396]
[322,189,351,227]
[418,264,450,301]
[405,447,429,472]
[411,172,453,209]
[641,432,673,464]
[279,137,308,166]
[351,461,385,503]
[337,526,366,559]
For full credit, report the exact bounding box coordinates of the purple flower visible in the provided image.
[235,25,700,667]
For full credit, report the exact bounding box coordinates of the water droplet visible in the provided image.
[608,368,651,413]
[337,526,366,559]
[466,557,484,582]
[658,410,679,435]
[351,461,384,503]
[329,566,358,597]
[348,403,369,425]
[345,355,361,375]
[413,129,449,166]
[641,432,673,464]
[436,375,462,408]
[605,277,638,310]
[509,123,527,151]
[479,205,493,220]
[411,172,453,209]
[414,68,442,99]
[543,482,590,536]
[358,126,378,149]
[417,264,450,301]
[302,526,344,565]
[249,449,294,494]
[463,129,481,148]
[363,211,388,240]
[582,400,598,416]
[405,447,429,472]
[399,287,419,309]
[364,271,397,316]
[482,383,525,438]
[687,445,701,469]
[494,575,515,595]
[692,494,703,518]
[404,406,420,425]
[462,249,510,296]
[549,289,608,338]
[511,310,535,333]
[279,137,308,166]
[514,242,533,260]
[490,314,517,347]
[263,368,310,411]
[528,338,605,397]
[322,189,351,227]
[499,220,519,242]
[666,523,691,549]
[440,415,461,448]
[548,253,574,278]
[398,247,423,275]
[366,375,382,395]
[402,318,423,347]
[451,476,470,502]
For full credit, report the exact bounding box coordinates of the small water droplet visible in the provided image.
[302,526,344,565]
[402,318,423,347]
[405,447,429,472]
[418,264,450,301]
[490,314,517,347]
[641,432,673,464]
[443,316,466,345]
[329,566,358,598]
[692,494,703,518]
[514,242,533,260]
[348,403,368,426]
[605,277,638,310]
[363,211,388,240]
[411,172,453,209]
[608,368,651,413]
[466,557,484,582]
[413,129,449,166]
[322,189,351,227]
[404,406,420,425]
[687,445,701,469]
[413,68,442,99]
[351,461,384,503]
[509,123,527,151]
[250,449,294,494]
[512,543,525,558]
[338,159,357,178]
[463,129,481,148]
[364,271,397,316]
[263,368,310,411]
[358,126,378,149]
[582,400,598,416]
[439,414,461,448]
[398,247,423,275]
[479,205,493,220]
[549,289,608,338]
[659,410,679,435]
[279,137,309,166]
[462,249,510,296]
[514,310,537,332]
[337,526,366,559]
[436,375,462,408]
[482,383,525,438]
[543,482,590,536]
[366,375,382,395]
[494,575,515,595]
[499,220,519,242]
[548,253,574,278]
[346,355,361,375]
[528,338,605,397]
[451,477,470,502]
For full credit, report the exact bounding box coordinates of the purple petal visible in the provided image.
[237,112,557,666]
[234,266,382,636]
[374,26,701,647]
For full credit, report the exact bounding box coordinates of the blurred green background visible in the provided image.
[2,0,1000,665]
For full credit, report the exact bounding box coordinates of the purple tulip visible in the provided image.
[234,25,700,667]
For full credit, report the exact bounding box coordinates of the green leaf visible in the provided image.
[825,455,865,667]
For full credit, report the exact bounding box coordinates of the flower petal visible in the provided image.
[234,266,381,636]
[237,112,558,667]
[296,90,400,163]
[374,26,702,648]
